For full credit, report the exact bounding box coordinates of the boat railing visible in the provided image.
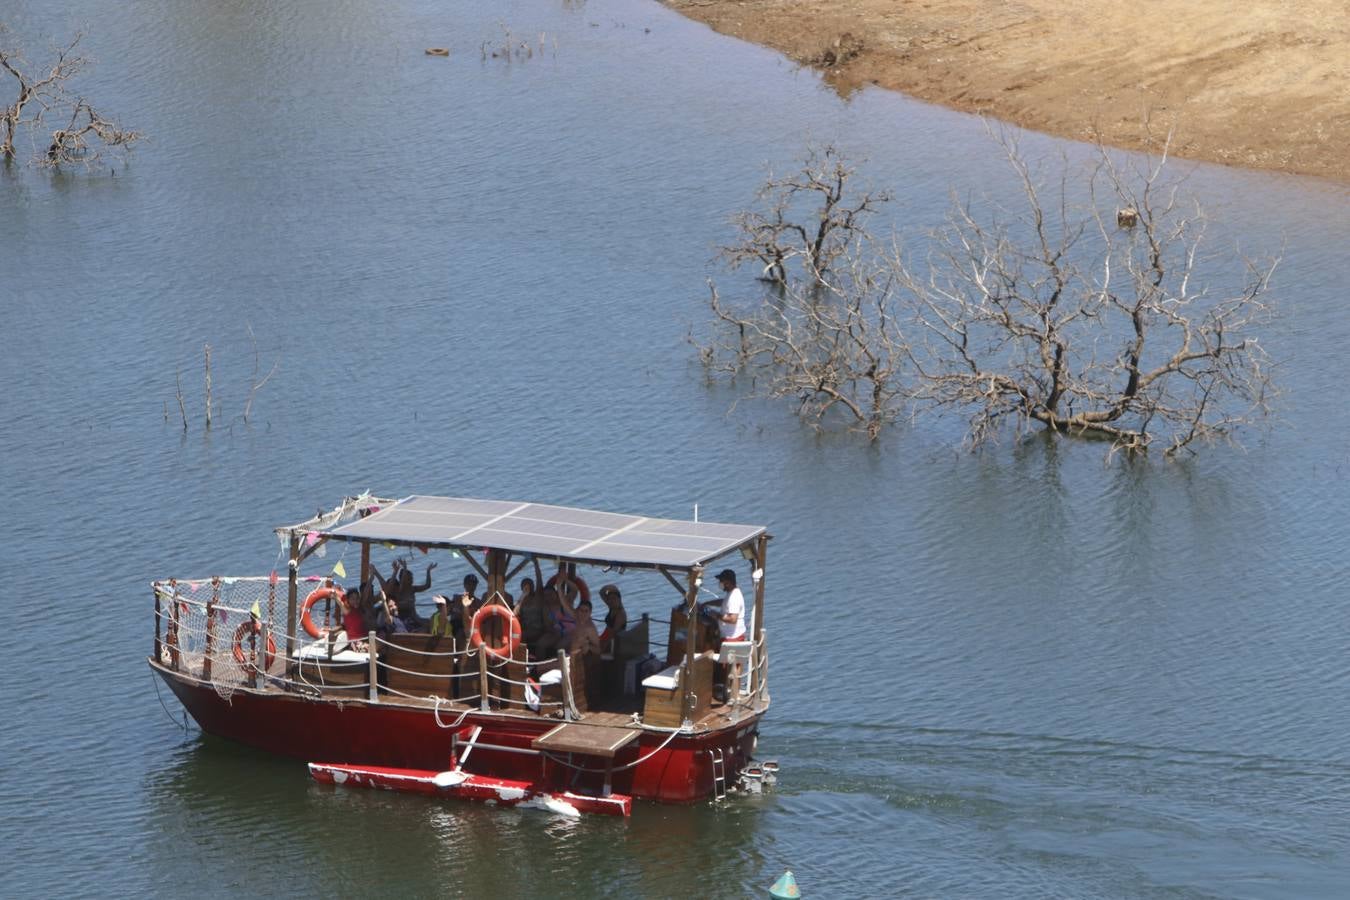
[153,577,768,719]
[641,616,670,660]
[153,578,575,713]
[749,629,769,709]
[153,577,349,699]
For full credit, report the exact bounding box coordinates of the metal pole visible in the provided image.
[750,535,767,699]
[167,579,181,672]
[478,648,490,712]
[153,583,162,664]
[285,533,300,663]
[368,636,380,702]
[203,577,219,681]
[680,565,703,725]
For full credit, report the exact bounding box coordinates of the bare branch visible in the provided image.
[899,127,1278,454]
[698,133,1279,456]
[243,324,280,424]
[0,25,140,169]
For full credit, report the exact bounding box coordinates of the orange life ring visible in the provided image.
[470,604,522,661]
[545,572,590,605]
[232,620,277,674]
[301,586,342,638]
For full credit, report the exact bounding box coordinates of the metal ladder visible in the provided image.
[708,748,729,801]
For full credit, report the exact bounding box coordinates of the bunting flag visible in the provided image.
[250,600,261,619]
[333,560,347,578]
[269,570,278,585]
[306,531,319,547]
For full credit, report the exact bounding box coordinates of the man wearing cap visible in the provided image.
[710,568,747,642]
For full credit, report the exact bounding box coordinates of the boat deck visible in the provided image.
[164,654,762,734]
[285,683,762,734]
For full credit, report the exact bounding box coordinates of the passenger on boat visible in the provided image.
[371,559,436,630]
[373,590,407,636]
[358,578,377,610]
[427,594,455,638]
[515,581,550,656]
[513,577,535,613]
[453,573,482,639]
[532,587,566,658]
[342,588,370,650]
[564,598,602,656]
[597,584,627,648]
[707,569,746,642]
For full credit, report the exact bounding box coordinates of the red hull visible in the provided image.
[152,661,759,804]
[308,763,632,816]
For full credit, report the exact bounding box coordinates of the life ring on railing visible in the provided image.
[301,586,341,638]
[545,572,590,605]
[470,604,522,661]
[232,620,277,674]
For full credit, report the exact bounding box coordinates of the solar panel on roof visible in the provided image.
[323,495,765,569]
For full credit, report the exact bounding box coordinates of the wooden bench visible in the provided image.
[378,633,459,699]
[294,640,369,695]
[641,652,714,728]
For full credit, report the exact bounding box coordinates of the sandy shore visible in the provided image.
[663,0,1350,181]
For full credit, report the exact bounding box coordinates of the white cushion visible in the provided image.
[642,664,682,691]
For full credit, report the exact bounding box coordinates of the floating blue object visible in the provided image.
[769,870,800,899]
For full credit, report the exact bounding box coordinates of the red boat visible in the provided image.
[149,495,774,812]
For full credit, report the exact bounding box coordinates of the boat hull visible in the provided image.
[151,660,759,804]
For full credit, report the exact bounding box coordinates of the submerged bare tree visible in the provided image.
[0,25,141,168]
[700,137,1279,455]
[703,147,905,438]
[900,135,1277,454]
[704,250,909,439]
[722,144,891,287]
[169,330,281,432]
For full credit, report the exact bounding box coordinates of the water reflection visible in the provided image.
[139,732,783,895]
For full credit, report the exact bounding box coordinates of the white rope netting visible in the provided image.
[156,577,287,701]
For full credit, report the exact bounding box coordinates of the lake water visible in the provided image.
[3,0,1350,897]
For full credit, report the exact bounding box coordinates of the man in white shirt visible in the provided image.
[706,568,748,706]
[712,568,747,641]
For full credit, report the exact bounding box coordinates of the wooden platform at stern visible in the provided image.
[532,722,641,758]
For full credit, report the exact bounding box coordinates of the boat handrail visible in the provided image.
[368,632,473,659]
[152,575,771,715]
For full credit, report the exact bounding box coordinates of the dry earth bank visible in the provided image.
[663,0,1350,180]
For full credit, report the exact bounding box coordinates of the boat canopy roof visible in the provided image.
[317,495,766,571]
